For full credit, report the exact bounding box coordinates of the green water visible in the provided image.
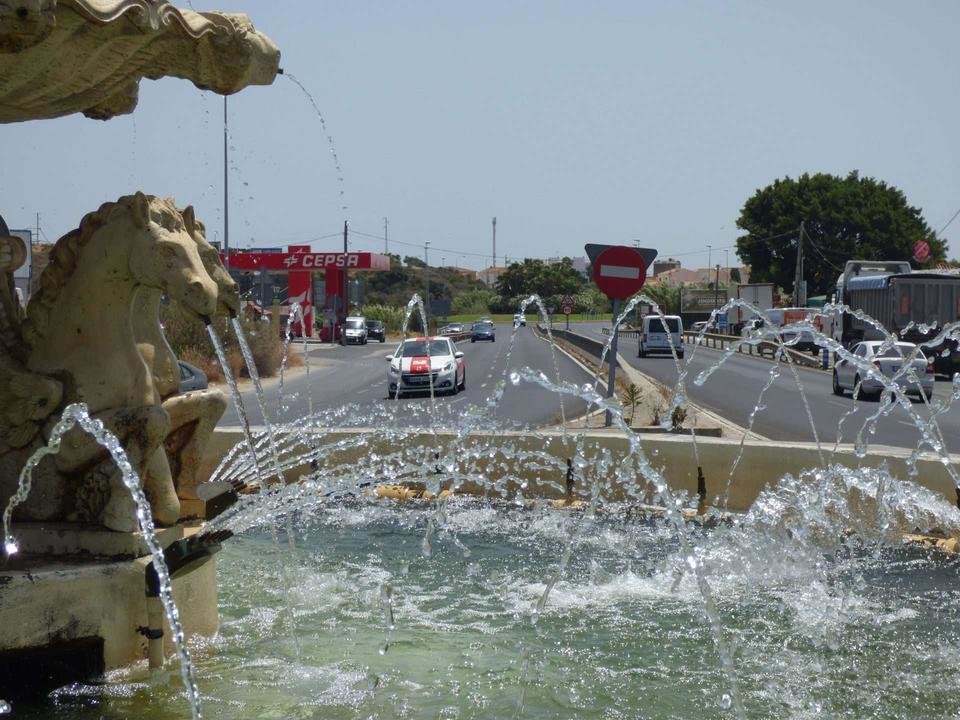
[14,496,960,719]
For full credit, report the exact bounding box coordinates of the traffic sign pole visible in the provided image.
[605,298,620,427]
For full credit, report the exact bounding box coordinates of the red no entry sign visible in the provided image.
[590,245,649,300]
[913,239,931,263]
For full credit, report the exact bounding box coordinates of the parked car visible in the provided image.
[832,340,933,401]
[386,336,466,398]
[365,319,386,342]
[639,315,683,359]
[178,360,208,393]
[471,320,496,342]
[342,316,368,345]
[513,313,526,327]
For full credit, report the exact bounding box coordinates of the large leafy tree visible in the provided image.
[736,171,946,296]
[495,258,586,299]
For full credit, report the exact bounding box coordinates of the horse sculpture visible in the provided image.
[0,193,220,532]
[133,203,237,516]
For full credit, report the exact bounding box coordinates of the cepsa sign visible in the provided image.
[222,251,391,272]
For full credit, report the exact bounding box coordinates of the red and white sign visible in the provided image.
[562,305,573,315]
[222,250,391,271]
[913,239,931,264]
[591,245,648,300]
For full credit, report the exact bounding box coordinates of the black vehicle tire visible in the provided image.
[492,337,496,342]
[459,373,466,392]
[388,391,397,399]
[924,388,934,402]
[832,370,844,396]
[639,346,646,358]
[380,337,385,343]
[853,375,868,400]
[471,338,476,343]
[677,351,684,360]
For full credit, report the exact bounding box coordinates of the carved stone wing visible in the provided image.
[0,233,62,451]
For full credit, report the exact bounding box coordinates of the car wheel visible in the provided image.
[924,388,934,402]
[853,375,870,400]
[471,338,475,343]
[832,370,844,396]
[459,373,466,391]
[388,390,397,399]
[677,351,684,360]
[639,346,646,358]
[380,338,385,343]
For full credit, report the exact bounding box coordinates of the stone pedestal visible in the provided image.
[0,523,219,691]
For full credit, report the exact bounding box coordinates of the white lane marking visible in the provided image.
[600,264,640,279]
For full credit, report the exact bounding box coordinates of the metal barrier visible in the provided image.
[599,326,828,369]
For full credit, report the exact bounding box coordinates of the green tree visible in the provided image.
[641,283,681,314]
[736,171,945,296]
[495,258,585,299]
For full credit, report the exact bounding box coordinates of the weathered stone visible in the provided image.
[0,0,280,122]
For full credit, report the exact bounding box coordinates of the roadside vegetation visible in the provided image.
[160,301,293,383]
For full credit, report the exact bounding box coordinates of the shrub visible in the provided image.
[160,301,287,380]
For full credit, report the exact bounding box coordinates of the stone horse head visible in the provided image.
[25,192,218,412]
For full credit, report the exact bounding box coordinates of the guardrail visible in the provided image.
[599,326,828,369]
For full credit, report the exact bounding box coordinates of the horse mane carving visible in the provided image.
[23,192,175,347]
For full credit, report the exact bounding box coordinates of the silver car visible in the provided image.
[832,341,933,400]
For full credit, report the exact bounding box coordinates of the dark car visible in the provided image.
[471,321,495,342]
[178,360,208,393]
[366,319,386,343]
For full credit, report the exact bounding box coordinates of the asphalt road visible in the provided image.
[219,323,592,430]
[574,321,960,452]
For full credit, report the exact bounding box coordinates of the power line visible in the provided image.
[938,205,960,236]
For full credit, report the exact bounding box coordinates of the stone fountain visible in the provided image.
[3,4,960,718]
[0,0,279,696]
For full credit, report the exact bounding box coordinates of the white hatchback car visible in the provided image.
[386,336,466,398]
[832,340,934,401]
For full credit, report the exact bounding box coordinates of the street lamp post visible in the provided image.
[424,241,431,331]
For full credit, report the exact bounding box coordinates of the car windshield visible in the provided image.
[346,319,364,329]
[474,322,493,329]
[877,344,923,359]
[366,321,381,328]
[648,318,679,333]
[401,340,450,357]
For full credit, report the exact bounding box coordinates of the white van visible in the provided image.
[639,315,684,359]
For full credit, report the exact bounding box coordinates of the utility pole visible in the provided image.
[492,216,497,268]
[223,95,229,270]
[714,264,721,313]
[383,216,388,254]
[793,221,805,307]
[424,240,431,331]
[707,244,712,276]
[342,220,349,321]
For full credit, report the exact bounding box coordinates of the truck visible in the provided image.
[833,260,960,374]
[733,283,775,334]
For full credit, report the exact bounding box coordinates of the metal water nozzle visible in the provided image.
[141,530,232,668]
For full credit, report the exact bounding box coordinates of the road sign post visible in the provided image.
[585,244,657,426]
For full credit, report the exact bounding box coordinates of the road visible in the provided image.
[574,321,960,452]
[219,323,592,430]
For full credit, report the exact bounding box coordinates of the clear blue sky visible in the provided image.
[3,1,959,270]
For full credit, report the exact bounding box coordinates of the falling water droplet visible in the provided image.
[378,642,389,655]
[719,693,732,709]
[0,700,10,714]
[421,536,432,558]
[3,540,17,556]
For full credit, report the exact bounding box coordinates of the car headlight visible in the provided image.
[442,362,454,372]
[389,365,400,375]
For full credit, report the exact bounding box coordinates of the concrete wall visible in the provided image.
[0,535,219,673]
[204,427,958,514]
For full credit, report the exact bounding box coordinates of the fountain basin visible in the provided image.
[202,427,959,516]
